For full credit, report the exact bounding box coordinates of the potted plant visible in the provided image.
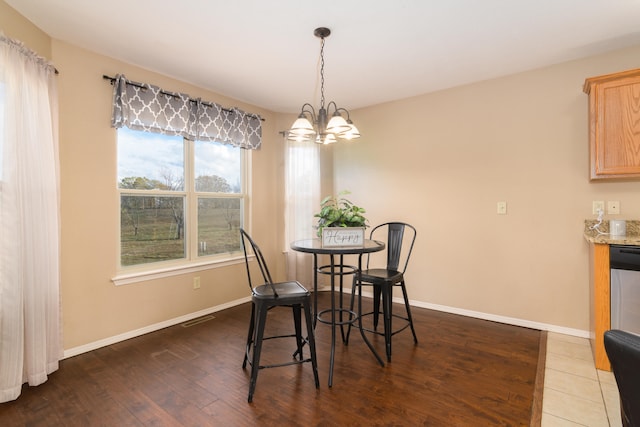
[314,191,368,243]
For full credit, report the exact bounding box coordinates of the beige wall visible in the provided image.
[4,0,640,352]
[52,40,284,350]
[0,0,50,57]
[333,46,640,332]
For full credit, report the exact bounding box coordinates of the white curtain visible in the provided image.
[0,34,61,403]
[284,138,320,287]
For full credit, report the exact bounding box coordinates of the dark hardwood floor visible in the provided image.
[1,292,543,426]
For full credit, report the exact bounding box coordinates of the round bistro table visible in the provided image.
[290,238,385,387]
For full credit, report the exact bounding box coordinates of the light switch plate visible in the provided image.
[497,201,507,215]
[608,201,620,215]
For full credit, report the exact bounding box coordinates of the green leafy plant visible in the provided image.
[314,190,368,237]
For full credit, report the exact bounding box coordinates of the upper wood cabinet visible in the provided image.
[584,68,640,180]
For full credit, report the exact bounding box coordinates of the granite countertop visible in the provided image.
[584,219,640,245]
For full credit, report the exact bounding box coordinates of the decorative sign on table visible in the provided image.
[321,227,365,247]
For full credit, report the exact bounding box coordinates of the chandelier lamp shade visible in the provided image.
[287,27,361,144]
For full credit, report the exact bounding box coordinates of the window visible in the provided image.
[117,127,246,268]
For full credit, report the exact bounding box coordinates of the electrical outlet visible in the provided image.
[193,277,201,290]
[592,201,605,215]
[497,201,507,215]
[608,201,620,215]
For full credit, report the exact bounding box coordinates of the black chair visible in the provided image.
[239,229,319,402]
[604,329,640,427]
[349,222,418,362]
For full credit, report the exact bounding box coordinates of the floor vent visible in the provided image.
[181,315,215,328]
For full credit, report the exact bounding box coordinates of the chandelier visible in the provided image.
[287,27,361,144]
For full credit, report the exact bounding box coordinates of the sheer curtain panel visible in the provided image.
[284,138,320,285]
[0,34,61,403]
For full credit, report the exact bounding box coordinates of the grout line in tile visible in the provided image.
[543,333,620,427]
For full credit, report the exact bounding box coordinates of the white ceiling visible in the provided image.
[7,0,640,113]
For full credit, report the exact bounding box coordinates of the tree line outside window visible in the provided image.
[117,127,246,267]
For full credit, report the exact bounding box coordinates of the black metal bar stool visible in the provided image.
[240,229,319,403]
[348,222,418,362]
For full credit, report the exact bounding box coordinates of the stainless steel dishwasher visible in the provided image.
[610,245,640,335]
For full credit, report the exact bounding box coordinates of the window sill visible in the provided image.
[112,255,245,286]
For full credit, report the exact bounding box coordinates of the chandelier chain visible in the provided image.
[320,37,325,109]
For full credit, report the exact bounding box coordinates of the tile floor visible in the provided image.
[541,332,622,426]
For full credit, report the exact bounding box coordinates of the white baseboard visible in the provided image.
[325,285,590,338]
[409,299,589,339]
[63,296,252,359]
[63,290,589,359]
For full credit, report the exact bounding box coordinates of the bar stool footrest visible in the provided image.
[317,308,358,326]
[358,311,412,336]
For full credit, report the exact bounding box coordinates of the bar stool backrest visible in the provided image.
[240,228,278,297]
[367,222,417,274]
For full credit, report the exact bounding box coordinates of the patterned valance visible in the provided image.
[110,74,261,149]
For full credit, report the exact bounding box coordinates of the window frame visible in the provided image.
[113,128,250,285]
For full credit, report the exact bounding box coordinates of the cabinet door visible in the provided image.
[588,74,640,180]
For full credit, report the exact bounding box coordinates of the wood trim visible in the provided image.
[583,67,640,94]
[590,243,611,371]
[529,330,547,427]
[588,82,598,179]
